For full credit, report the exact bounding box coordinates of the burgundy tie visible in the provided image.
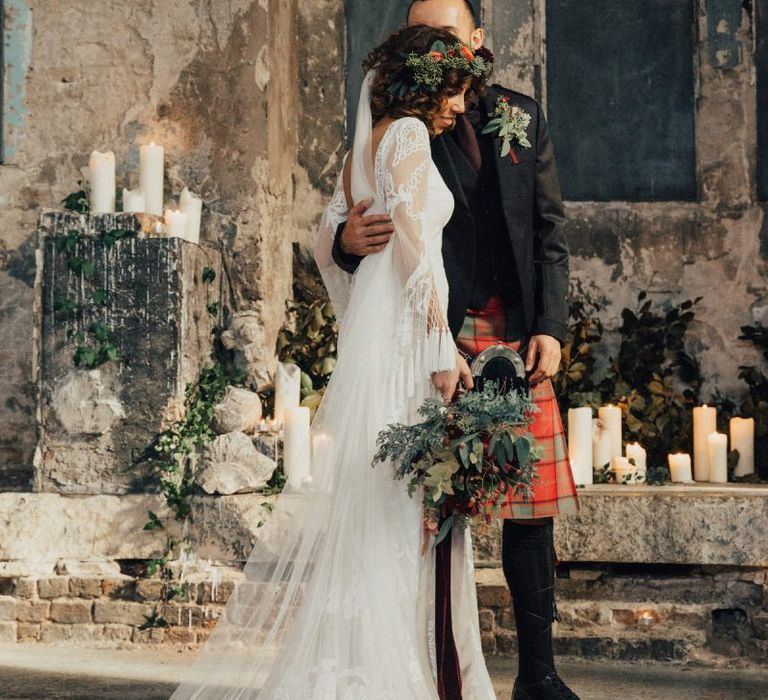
[454,113,482,171]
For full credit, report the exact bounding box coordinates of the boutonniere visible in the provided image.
[481,95,532,164]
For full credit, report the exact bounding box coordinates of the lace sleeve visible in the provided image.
[313,157,352,325]
[382,118,457,396]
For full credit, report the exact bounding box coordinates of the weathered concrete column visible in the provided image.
[33,212,226,495]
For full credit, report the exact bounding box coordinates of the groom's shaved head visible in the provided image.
[407,0,485,49]
[407,0,477,27]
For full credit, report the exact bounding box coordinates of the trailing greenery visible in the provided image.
[54,228,126,368]
[736,323,768,478]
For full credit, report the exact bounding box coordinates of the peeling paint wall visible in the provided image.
[0,1,299,488]
[486,0,767,397]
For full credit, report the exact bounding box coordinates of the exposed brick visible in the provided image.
[611,608,636,626]
[17,622,41,641]
[0,621,16,643]
[15,578,37,599]
[101,576,136,599]
[132,626,166,644]
[40,621,73,643]
[135,578,166,601]
[69,577,102,598]
[480,631,496,655]
[196,580,235,604]
[102,624,133,642]
[476,584,510,608]
[15,600,50,623]
[478,608,495,632]
[50,600,92,624]
[93,600,154,626]
[496,628,517,654]
[165,626,197,645]
[38,577,70,599]
[0,596,16,621]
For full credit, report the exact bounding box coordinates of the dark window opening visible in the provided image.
[546,0,697,202]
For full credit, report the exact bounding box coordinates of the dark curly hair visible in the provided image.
[362,24,490,135]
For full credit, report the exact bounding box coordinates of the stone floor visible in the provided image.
[0,644,767,699]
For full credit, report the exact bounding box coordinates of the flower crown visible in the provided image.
[387,40,494,101]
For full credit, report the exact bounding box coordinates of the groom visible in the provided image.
[332,2,578,699]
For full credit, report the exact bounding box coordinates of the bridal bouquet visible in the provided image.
[372,380,540,544]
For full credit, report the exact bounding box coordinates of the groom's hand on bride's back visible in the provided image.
[340,199,395,256]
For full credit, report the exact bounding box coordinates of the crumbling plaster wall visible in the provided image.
[487,0,767,397]
[0,0,301,488]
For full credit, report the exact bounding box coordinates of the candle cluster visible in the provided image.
[267,361,329,490]
[87,145,202,243]
[567,403,756,485]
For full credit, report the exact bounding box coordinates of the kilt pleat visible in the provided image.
[456,295,579,520]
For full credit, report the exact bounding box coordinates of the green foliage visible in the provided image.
[202,267,217,284]
[268,243,338,419]
[374,380,540,542]
[557,285,703,483]
[73,322,118,369]
[139,609,170,630]
[99,228,127,248]
[61,183,89,213]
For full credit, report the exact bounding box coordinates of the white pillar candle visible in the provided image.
[613,456,637,484]
[311,432,332,462]
[668,453,693,483]
[693,404,717,481]
[592,418,612,470]
[625,442,647,479]
[179,187,202,244]
[598,404,622,461]
[730,417,755,477]
[139,142,165,215]
[122,188,145,213]
[707,432,728,483]
[164,209,189,239]
[88,150,116,214]
[568,407,593,486]
[284,406,311,489]
[274,362,301,425]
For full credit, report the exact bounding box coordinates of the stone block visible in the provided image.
[0,621,16,643]
[69,623,107,643]
[69,576,103,598]
[753,611,768,640]
[102,623,134,642]
[14,577,37,598]
[612,608,637,626]
[132,626,166,644]
[196,432,277,495]
[50,599,92,624]
[165,626,197,645]
[35,213,226,494]
[102,576,137,599]
[477,584,510,609]
[496,628,517,654]
[135,578,166,601]
[40,621,73,642]
[480,631,496,655]
[478,609,495,632]
[212,387,263,434]
[555,485,768,567]
[38,576,70,599]
[196,579,235,604]
[15,600,50,623]
[93,600,155,626]
[0,596,16,621]
[17,622,41,641]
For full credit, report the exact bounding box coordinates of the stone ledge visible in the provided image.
[473,484,768,567]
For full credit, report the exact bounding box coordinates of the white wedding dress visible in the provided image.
[170,72,496,700]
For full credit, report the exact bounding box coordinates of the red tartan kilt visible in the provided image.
[456,295,579,520]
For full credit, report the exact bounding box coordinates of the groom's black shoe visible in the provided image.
[512,672,580,700]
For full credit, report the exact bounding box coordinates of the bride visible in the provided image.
[170,24,496,699]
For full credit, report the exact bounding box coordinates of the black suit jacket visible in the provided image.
[332,84,570,344]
